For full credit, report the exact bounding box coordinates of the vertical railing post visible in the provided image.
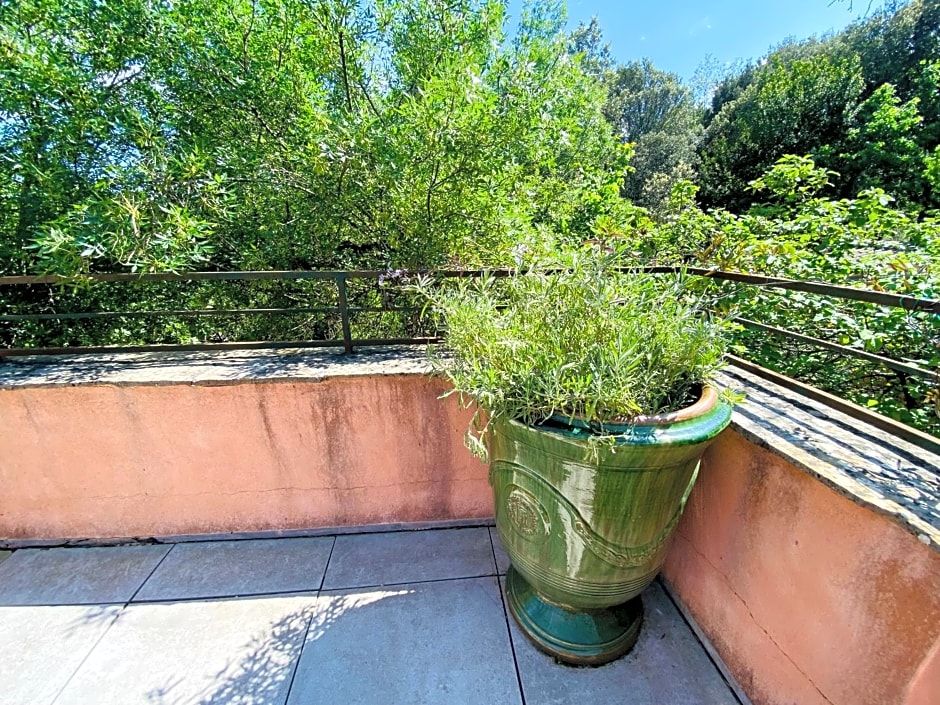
[336,274,354,354]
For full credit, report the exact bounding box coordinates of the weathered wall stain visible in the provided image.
[0,374,490,540]
[664,429,940,705]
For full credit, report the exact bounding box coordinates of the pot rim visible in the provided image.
[625,384,719,426]
[545,383,720,432]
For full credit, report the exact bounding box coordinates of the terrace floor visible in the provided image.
[0,526,741,705]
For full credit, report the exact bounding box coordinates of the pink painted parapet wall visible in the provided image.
[0,374,491,540]
[663,428,940,705]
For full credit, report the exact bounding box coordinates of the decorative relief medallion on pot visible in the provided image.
[505,486,551,541]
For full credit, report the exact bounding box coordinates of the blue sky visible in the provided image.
[508,0,866,81]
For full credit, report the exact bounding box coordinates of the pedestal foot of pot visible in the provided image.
[505,565,643,666]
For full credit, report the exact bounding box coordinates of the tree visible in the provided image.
[698,52,865,210]
[698,0,940,212]
[840,82,929,205]
[567,17,613,79]
[840,0,940,101]
[604,59,693,142]
[0,0,627,276]
[600,60,701,214]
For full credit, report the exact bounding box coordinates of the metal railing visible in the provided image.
[1,266,937,366]
[0,269,430,356]
[1,266,938,452]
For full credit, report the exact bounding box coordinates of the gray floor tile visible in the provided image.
[509,580,738,705]
[54,593,317,705]
[0,545,170,605]
[489,526,511,575]
[0,604,121,705]
[322,528,495,589]
[287,577,521,705]
[0,549,10,564]
[134,537,335,601]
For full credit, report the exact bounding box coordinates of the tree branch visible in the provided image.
[338,31,354,112]
[357,77,381,118]
[427,159,440,234]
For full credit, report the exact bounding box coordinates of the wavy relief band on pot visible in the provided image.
[491,460,699,569]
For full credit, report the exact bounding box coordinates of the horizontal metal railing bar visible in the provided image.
[428,266,940,313]
[737,318,939,380]
[0,305,423,322]
[0,307,340,321]
[0,268,510,286]
[664,267,940,313]
[352,306,422,314]
[0,270,389,285]
[727,355,940,456]
[0,269,500,285]
[2,266,936,312]
[0,337,439,358]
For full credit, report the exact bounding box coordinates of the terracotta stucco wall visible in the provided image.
[663,429,940,705]
[0,374,491,540]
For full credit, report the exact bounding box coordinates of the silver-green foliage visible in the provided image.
[419,248,731,431]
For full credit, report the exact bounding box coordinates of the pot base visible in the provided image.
[505,566,643,666]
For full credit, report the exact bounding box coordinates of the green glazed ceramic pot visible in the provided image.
[489,386,732,665]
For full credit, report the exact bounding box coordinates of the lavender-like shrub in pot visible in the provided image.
[418,246,736,665]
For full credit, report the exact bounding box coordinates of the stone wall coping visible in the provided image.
[2,347,937,551]
[715,366,940,553]
[0,346,433,388]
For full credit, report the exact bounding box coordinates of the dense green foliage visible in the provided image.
[682,1,940,435]
[604,59,701,215]
[567,19,702,215]
[0,0,937,437]
[0,0,634,350]
[698,0,940,212]
[655,156,940,435]
[0,0,629,276]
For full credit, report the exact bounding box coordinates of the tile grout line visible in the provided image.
[126,544,176,604]
[317,535,338,593]
[47,546,176,705]
[319,570,500,594]
[316,526,497,591]
[129,573,500,604]
[283,535,336,705]
[47,607,124,705]
[489,529,528,705]
[113,535,500,604]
